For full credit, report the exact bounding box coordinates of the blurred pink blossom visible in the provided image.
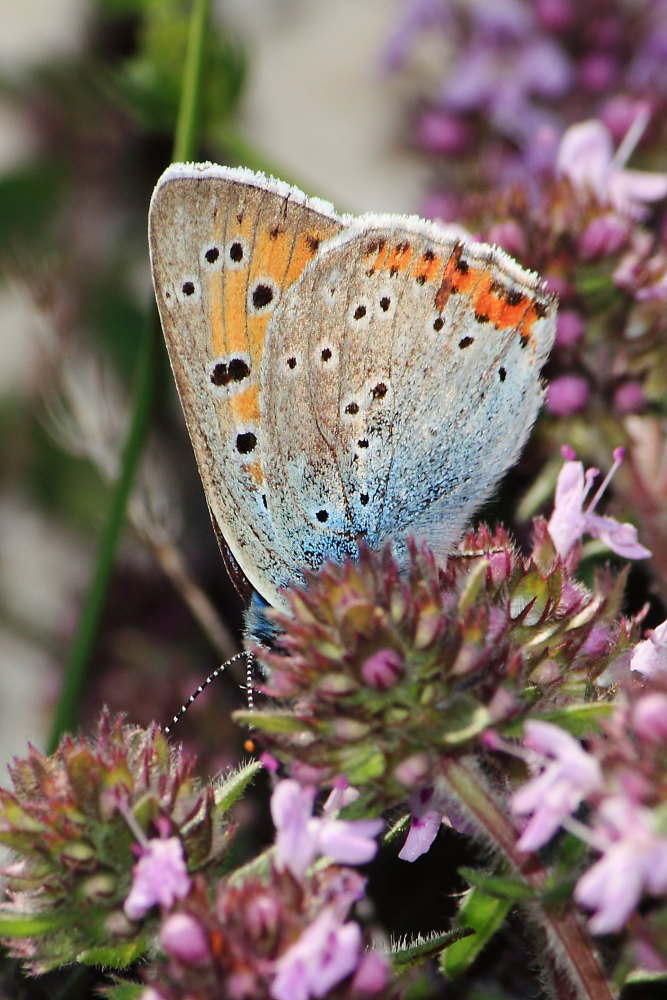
[575,798,667,933]
[557,116,667,218]
[271,909,362,1000]
[631,617,667,677]
[547,449,652,559]
[124,836,190,920]
[271,780,381,878]
[512,721,602,851]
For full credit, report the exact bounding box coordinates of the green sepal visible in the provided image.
[77,938,148,969]
[383,813,411,843]
[212,759,263,815]
[233,710,313,734]
[439,694,492,744]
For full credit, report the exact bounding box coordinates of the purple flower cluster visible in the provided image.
[387,0,667,183]
[124,779,388,1000]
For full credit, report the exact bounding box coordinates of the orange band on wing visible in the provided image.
[230,384,260,423]
[284,230,325,285]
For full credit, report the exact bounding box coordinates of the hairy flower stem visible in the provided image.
[441,756,613,1000]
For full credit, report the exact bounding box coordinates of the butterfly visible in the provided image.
[149,163,556,640]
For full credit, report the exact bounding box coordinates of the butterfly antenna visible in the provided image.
[245,652,256,713]
[163,651,252,735]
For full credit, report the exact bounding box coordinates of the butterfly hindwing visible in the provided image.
[260,219,556,573]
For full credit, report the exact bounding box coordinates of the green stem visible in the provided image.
[173,0,211,164]
[48,0,212,751]
[441,755,614,1000]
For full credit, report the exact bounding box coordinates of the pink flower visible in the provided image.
[557,116,667,219]
[350,951,390,994]
[271,780,382,878]
[613,381,646,414]
[545,374,589,415]
[417,109,470,154]
[547,448,652,559]
[554,310,585,347]
[270,909,362,1000]
[124,836,191,920]
[578,213,630,259]
[575,798,667,933]
[512,721,602,852]
[633,692,667,742]
[630,617,667,677]
[398,786,445,862]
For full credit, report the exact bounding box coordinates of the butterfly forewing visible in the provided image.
[149,164,345,608]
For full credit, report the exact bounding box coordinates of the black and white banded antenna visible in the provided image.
[163,650,255,736]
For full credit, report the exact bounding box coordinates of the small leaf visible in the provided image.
[458,866,536,901]
[341,746,386,784]
[99,979,146,1000]
[213,759,263,815]
[440,887,512,978]
[232,710,313,734]
[0,908,74,937]
[391,927,474,972]
[78,939,147,969]
[502,702,613,738]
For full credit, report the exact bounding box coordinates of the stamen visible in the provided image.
[585,447,624,514]
[612,104,651,171]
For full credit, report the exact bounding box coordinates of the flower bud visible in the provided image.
[361,648,405,689]
[160,912,210,964]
